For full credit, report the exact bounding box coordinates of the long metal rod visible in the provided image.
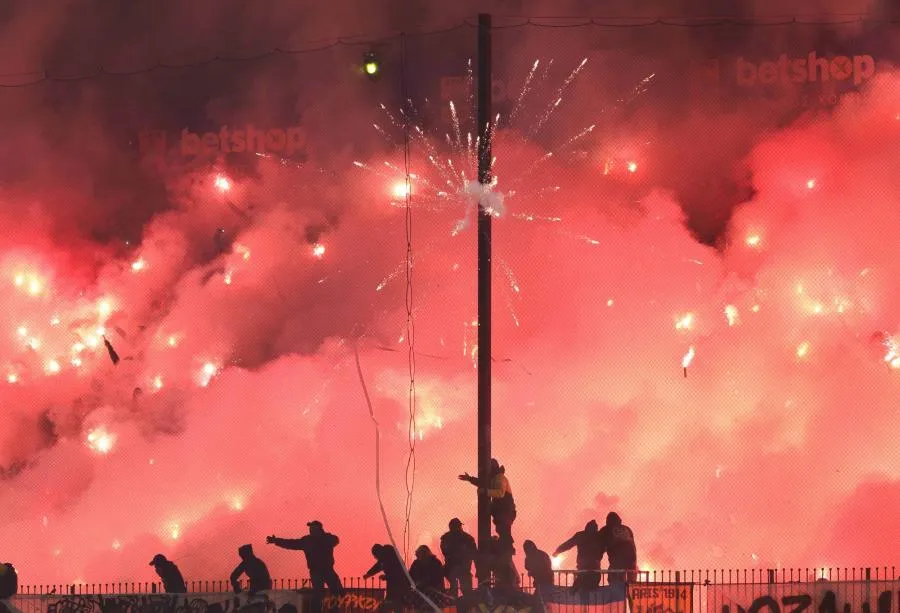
[476,12,493,561]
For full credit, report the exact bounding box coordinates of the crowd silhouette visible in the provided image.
[2,458,638,612]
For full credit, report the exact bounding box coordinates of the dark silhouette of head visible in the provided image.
[448,518,463,531]
[490,458,501,474]
[606,512,622,527]
[149,554,168,566]
[585,520,599,532]
[415,545,432,559]
[371,544,384,558]
[307,520,323,534]
[238,544,254,560]
[523,540,537,554]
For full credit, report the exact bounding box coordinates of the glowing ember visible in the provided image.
[745,234,761,247]
[6,373,18,384]
[214,175,231,192]
[167,335,179,347]
[806,178,816,189]
[627,161,638,173]
[131,258,146,271]
[796,342,811,359]
[44,359,61,375]
[675,313,695,330]
[682,346,696,368]
[312,243,326,258]
[724,305,739,327]
[152,375,163,389]
[86,427,116,454]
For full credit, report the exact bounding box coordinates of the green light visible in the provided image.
[363,52,380,78]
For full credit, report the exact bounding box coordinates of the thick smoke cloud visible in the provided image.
[0,0,899,589]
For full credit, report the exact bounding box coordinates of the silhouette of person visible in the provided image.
[523,541,553,598]
[364,544,411,613]
[598,513,637,585]
[409,545,445,596]
[459,458,516,554]
[267,520,344,599]
[149,554,187,594]
[554,520,603,594]
[440,518,477,597]
[0,562,17,599]
[230,544,273,595]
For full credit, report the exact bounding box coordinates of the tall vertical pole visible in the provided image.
[476,13,493,559]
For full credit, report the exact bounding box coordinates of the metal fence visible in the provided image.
[16,565,900,594]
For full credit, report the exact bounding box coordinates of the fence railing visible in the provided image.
[15,566,900,595]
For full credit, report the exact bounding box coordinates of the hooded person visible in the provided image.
[459,458,517,554]
[440,518,477,597]
[597,513,637,585]
[553,520,603,594]
[267,521,344,598]
[523,541,554,598]
[364,544,412,611]
[149,554,187,594]
[230,544,273,595]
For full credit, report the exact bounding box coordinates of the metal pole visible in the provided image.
[476,12,493,559]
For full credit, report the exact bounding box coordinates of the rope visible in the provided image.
[0,13,894,87]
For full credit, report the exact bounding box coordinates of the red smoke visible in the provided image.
[1,3,900,588]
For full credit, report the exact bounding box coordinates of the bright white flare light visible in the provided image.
[391,181,410,199]
[214,175,231,192]
[312,243,326,258]
[86,427,116,454]
[682,346,696,368]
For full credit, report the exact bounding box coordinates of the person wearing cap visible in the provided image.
[267,521,344,600]
[149,554,187,594]
[597,512,637,586]
[230,544,273,595]
[439,518,476,597]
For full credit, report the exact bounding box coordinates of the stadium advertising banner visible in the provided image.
[708,581,899,613]
[0,582,696,613]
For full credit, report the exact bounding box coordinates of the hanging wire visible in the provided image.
[400,32,418,565]
[0,13,894,87]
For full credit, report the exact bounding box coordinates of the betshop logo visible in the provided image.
[736,51,876,86]
[138,125,308,157]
